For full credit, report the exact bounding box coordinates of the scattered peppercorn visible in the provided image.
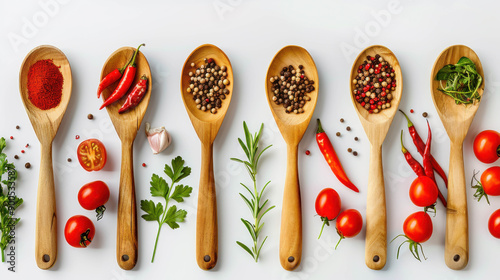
[336,132,341,137]
[9,136,13,140]
[354,137,359,141]
[187,58,229,114]
[305,150,311,155]
[25,162,31,169]
[422,112,428,118]
[25,144,29,148]
[75,135,80,140]
[353,54,396,114]
[348,148,352,153]
[142,163,146,167]
[87,114,94,120]
[14,155,19,160]
[15,125,20,129]
[410,109,414,113]
[346,126,351,131]
[21,150,25,154]
[270,64,314,114]
[340,118,345,123]
[353,151,358,156]
[67,158,72,162]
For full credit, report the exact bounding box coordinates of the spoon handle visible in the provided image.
[196,142,218,270]
[365,143,386,270]
[116,142,138,270]
[445,141,468,270]
[35,143,57,269]
[279,143,302,271]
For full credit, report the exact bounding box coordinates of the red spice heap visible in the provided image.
[27,59,63,110]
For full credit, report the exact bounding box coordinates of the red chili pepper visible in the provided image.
[97,54,134,98]
[100,44,145,110]
[400,110,448,188]
[423,121,447,207]
[118,75,148,114]
[400,130,425,176]
[401,130,447,207]
[316,119,359,193]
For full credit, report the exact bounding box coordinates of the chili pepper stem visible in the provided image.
[400,130,408,154]
[399,110,414,128]
[316,118,325,134]
[130,43,145,67]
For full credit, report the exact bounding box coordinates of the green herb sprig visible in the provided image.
[140,156,192,262]
[231,122,274,262]
[0,137,22,263]
[435,56,483,105]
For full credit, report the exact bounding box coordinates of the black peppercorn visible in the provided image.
[25,162,31,169]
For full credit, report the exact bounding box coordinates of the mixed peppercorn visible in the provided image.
[352,54,396,114]
[269,65,314,114]
[187,58,230,114]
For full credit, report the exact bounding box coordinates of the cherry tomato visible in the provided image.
[489,209,500,238]
[335,209,363,249]
[77,139,107,172]
[64,215,95,248]
[409,176,438,207]
[403,211,433,243]
[78,180,110,220]
[473,130,500,164]
[315,188,341,238]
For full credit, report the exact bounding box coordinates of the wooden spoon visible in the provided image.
[19,45,72,269]
[349,45,403,270]
[265,45,318,271]
[430,45,484,270]
[180,44,233,270]
[100,46,152,270]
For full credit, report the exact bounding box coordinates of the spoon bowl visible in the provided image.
[180,44,233,270]
[265,45,318,271]
[100,46,152,270]
[430,45,484,270]
[19,45,72,269]
[349,45,403,270]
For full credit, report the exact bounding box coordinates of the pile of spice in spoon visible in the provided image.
[186,58,230,114]
[269,65,314,114]
[352,54,396,114]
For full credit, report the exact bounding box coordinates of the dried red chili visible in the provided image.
[27,59,63,110]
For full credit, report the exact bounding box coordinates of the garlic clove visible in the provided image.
[145,122,171,154]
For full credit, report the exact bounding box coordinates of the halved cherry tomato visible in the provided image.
[77,139,107,172]
[472,167,500,204]
[409,176,438,208]
[78,181,110,221]
[335,209,363,249]
[489,209,500,238]
[64,215,95,248]
[473,130,500,164]
[315,188,341,239]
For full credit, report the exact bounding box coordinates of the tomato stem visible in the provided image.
[95,205,106,221]
[318,217,329,239]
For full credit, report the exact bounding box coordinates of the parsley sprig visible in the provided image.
[231,122,274,262]
[140,156,192,263]
[0,137,22,263]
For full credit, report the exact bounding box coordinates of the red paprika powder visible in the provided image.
[27,59,63,110]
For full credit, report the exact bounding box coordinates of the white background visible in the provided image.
[0,0,499,279]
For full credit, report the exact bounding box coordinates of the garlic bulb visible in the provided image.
[145,123,171,154]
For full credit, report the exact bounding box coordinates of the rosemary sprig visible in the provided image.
[231,122,274,262]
